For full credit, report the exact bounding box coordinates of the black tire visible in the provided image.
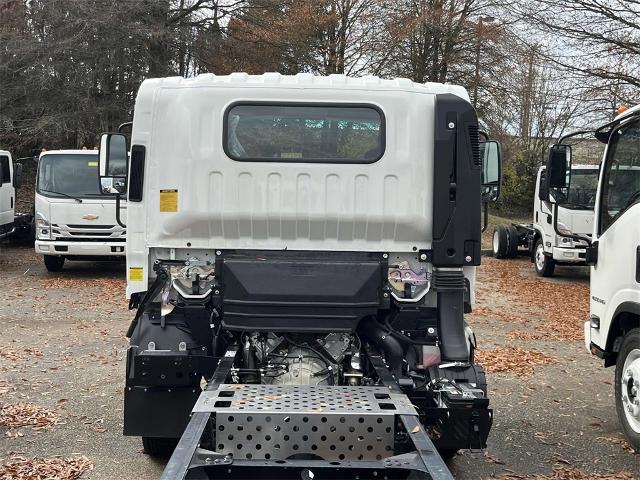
[492,226,509,259]
[614,328,640,451]
[142,436,179,458]
[506,225,519,258]
[44,255,65,272]
[438,448,459,461]
[533,238,554,277]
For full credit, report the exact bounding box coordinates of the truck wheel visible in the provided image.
[615,328,640,451]
[142,436,179,458]
[506,225,519,258]
[492,226,509,259]
[533,238,554,277]
[44,255,65,272]
[438,448,458,461]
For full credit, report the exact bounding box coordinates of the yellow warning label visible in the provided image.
[160,189,178,212]
[129,267,144,282]
[87,161,98,167]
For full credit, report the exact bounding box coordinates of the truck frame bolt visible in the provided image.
[382,253,388,259]
[465,255,472,263]
[448,122,455,129]
[216,250,222,255]
[420,253,427,261]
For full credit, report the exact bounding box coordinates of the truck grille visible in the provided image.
[51,224,126,242]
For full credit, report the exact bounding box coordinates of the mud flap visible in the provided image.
[124,385,200,438]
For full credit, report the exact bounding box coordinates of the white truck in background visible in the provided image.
[0,149,31,241]
[493,164,598,277]
[35,149,126,271]
[545,105,640,450]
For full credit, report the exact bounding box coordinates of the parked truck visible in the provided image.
[545,105,640,450]
[493,164,598,277]
[34,149,126,271]
[98,73,502,479]
[0,149,31,242]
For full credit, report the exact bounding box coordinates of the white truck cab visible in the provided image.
[492,164,598,277]
[95,73,502,476]
[0,150,28,241]
[0,150,17,239]
[35,149,126,271]
[546,105,640,450]
[531,164,598,276]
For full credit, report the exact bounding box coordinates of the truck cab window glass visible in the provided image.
[600,120,640,233]
[0,156,10,183]
[225,104,384,162]
[565,169,599,209]
[548,168,598,210]
[37,154,122,198]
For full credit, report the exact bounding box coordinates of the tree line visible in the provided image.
[1,0,638,212]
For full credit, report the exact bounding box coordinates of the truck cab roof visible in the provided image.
[138,72,471,100]
[39,149,98,158]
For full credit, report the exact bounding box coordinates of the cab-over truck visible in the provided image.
[544,105,640,451]
[493,164,598,277]
[0,149,30,242]
[98,73,502,479]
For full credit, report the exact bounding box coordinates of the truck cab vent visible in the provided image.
[468,124,480,167]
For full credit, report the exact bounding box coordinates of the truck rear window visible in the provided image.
[224,103,384,163]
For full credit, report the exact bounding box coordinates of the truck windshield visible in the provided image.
[564,168,599,210]
[37,154,110,198]
[225,104,384,163]
[599,118,640,232]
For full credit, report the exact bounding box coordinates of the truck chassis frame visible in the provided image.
[161,346,457,480]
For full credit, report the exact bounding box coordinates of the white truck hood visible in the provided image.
[557,207,594,236]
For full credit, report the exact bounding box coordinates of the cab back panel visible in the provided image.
[140,81,437,253]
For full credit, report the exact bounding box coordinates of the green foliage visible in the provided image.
[495,138,543,215]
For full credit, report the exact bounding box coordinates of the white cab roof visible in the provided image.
[139,72,470,101]
[39,149,98,159]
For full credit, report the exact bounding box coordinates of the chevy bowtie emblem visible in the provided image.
[82,214,99,221]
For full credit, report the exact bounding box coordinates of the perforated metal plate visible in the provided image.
[193,384,417,461]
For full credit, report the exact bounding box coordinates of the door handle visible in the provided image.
[10,197,13,209]
[636,246,640,283]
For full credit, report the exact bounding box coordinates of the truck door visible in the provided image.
[535,169,555,247]
[0,154,14,228]
[591,118,640,346]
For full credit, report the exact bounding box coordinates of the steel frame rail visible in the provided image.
[160,346,454,480]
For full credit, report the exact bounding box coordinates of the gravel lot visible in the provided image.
[0,244,638,479]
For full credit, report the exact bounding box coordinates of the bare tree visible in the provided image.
[516,0,640,109]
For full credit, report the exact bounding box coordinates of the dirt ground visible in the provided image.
[0,244,638,479]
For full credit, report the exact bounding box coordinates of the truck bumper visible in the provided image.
[552,246,586,263]
[35,240,125,257]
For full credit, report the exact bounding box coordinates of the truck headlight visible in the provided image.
[557,222,572,236]
[35,217,51,240]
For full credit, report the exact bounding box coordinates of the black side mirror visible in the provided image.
[480,140,502,202]
[13,163,23,189]
[544,144,572,203]
[98,133,128,194]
